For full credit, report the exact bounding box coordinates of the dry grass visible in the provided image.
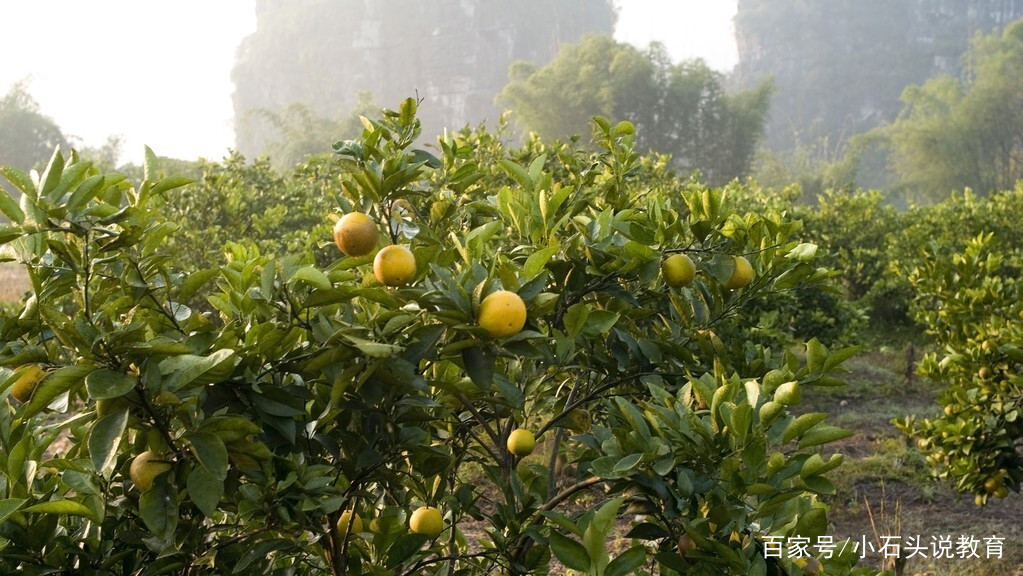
[0,262,30,304]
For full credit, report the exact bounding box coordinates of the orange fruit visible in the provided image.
[478,290,527,338]
[333,212,378,257]
[373,245,416,286]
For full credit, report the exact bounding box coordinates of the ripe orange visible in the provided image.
[507,429,536,457]
[478,290,527,338]
[662,254,696,288]
[10,365,45,403]
[409,506,443,538]
[336,510,363,537]
[725,256,754,290]
[333,212,378,257]
[129,451,172,492]
[373,245,416,286]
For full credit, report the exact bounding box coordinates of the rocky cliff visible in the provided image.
[733,0,1023,150]
[232,0,615,158]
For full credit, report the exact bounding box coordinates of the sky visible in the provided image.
[0,1,738,166]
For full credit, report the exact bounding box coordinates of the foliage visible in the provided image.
[158,152,340,281]
[881,19,1023,202]
[243,93,379,171]
[0,81,69,173]
[0,101,870,575]
[500,36,773,185]
[895,230,1023,505]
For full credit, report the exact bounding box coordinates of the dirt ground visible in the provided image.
[0,263,30,304]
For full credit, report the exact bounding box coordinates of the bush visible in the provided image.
[0,102,871,574]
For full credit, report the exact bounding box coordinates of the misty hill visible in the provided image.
[733,0,1023,152]
[232,0,614,161]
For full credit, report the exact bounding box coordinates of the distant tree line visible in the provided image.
[500,36,773,185]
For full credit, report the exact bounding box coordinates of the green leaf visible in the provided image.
[179,268,219,301]
[613,453,643,474]
[730,403,753,442]
[386,533,430,569]
[89,410,129,478]
[0,165,37,199]
[564,303,589,339]
[0,188,24,224]
[139,477,177,541]
[583,497,624,571]
[549,531,590,572]
[233,538,293,574]
[186,431,229,480]
[66,174,105,210]
[793,506,829,540]
[824,345,861,372]
[143,146,158,183]
[461,346,495,390]
[39,148,65,198]
[159,349,236,391]
[187,466,224,518]
[499,158,533,191]
[290,266,332,290]
[583,310,620,335]
[523,243,560,278]
[21,365,94,419]
[341,334,402,358]
[150,177,194,195]
[0,499,27,524]
[786,242,818,262]
[23,499,96,520]
[797,425,853,449]
[606,545,648,576]
[85,369,137,400]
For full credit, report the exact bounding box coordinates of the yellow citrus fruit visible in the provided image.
[662,254,696,288]
[677,533,696,558]
[802,557,821,576]
[725,256,754,290]
[478,290,527,338]
[129,451,172,492]
[507,428,536,457]
[10,365,45,403]
[994,485,1009,499]
[983,476,1003,494]
[409,506,443,538]
[373,245,417,286]
[333,212,378,257]
[336,510,363,537]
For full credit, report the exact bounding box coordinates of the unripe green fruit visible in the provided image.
[773,381,801,406]
[759,401,785,425]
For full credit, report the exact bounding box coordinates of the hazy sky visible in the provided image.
[0,1,738,165]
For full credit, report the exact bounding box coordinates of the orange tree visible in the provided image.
[0,99,873,575]
[895,192,1023,504]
